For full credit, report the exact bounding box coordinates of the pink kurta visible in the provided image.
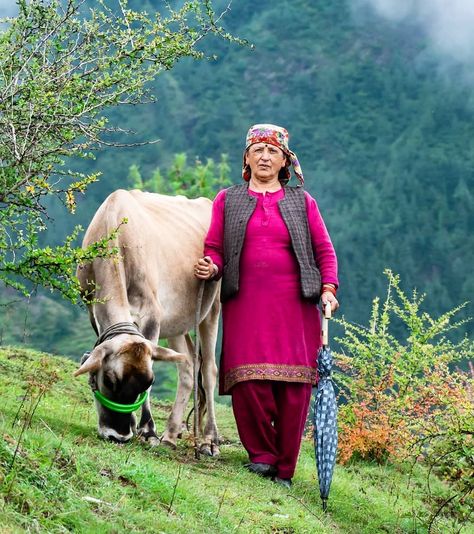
[204,187,338,394]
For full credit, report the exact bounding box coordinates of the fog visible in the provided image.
[354,0,474,68]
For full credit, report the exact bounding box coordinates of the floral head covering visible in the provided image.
[242,123,304,184]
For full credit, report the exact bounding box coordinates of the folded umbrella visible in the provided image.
[313,302,338,512]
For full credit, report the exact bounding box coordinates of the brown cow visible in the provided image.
[75,189,220,454]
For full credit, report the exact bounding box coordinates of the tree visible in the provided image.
[128,152,231,199]
[0,0,239,301]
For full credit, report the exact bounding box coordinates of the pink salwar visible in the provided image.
[231,381,312,479]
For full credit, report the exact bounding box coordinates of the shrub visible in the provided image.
[335,270,473,516]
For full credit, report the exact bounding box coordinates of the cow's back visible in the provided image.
[79,189,216,338]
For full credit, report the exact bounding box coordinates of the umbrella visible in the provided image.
[313,301,338,512]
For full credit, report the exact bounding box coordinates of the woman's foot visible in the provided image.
[243,462,277,478]
[273,477,292,489]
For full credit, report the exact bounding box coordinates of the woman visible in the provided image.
[194,124,339,488]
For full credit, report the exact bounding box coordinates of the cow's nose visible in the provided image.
[98,426,133,443]
[108,434,130,444]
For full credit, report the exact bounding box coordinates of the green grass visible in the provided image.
[0,347,471,533]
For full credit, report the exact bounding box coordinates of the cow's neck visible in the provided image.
[94,306,135,335]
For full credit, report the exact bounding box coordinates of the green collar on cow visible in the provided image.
[94,390,148,413]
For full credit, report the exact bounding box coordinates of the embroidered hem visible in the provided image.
[223,363,317,393]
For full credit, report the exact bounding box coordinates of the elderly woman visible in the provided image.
[194,124,338,488]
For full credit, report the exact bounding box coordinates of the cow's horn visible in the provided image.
[73,348,106,376]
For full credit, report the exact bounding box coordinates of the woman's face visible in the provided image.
[245,143,287,182]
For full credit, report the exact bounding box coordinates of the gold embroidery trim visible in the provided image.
[224,363,316,393]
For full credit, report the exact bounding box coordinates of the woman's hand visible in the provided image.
[321,291,339,313]
[194,256,218,280]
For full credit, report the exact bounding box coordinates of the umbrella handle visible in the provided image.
[322,301,332,346]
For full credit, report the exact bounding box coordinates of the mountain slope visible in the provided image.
[0,347,468,533]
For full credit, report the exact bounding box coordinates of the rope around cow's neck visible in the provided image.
[94,321,145,348]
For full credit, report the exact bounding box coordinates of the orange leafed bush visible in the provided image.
[334,270,473,470]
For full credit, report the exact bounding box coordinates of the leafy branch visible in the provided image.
[0,0,241,301]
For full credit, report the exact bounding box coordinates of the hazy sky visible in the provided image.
[0,0,19,18]
[354,0,474,68]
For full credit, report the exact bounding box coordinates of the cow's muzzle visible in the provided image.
[98,426,134,443]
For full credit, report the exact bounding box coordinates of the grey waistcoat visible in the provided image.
[221,184,321,303]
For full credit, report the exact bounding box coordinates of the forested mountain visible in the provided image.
[1,0,473,356]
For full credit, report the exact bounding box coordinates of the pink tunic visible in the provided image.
[204,187,338,394]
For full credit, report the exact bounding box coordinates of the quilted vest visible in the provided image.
[221,184,321,303]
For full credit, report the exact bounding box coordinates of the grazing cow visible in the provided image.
[75,189,220,455]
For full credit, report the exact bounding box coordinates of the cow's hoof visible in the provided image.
[143,436,161,447]
[160,439,177,450]
[199,443,220,457]
[138,430,160,447]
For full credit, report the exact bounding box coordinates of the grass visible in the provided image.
[0,346,471,533]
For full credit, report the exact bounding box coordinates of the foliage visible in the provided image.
[411,369,474,526]
[335,270,474,520]
[4,0,474,354]
[1,346,471,533]
[0,0,239,302]
[128,152,231,199]
[55,0,474,332]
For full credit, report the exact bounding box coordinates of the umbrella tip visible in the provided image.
[322,499,328,513]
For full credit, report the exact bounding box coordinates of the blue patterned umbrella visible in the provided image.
[313,303,338,512]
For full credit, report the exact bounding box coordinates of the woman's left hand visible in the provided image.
[194,256,218,280]
[321,292,339,313]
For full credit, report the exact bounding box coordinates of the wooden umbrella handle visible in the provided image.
[322,301,332,346]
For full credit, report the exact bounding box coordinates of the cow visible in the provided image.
[74,189,220,455]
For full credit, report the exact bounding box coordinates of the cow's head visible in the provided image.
[74,335,184,442]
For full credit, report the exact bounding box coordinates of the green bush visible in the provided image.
[335,270,473,519]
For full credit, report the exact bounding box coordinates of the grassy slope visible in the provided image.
[0,347,470,534]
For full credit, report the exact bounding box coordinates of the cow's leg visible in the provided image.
[161,335,193,449]
[137,313,161,446]
[198,298,220,456]
[137,389,160,446]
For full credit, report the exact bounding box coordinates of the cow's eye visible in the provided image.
[103,373,115,390]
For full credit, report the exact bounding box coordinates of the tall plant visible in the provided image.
[0,0,239,301]
[335,270,473,516]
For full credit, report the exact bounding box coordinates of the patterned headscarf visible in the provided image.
[242,124,304,184]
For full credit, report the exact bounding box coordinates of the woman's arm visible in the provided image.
[196,189,226,280]
[304,191,339,289]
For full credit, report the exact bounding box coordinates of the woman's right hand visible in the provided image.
[194,256,218,280]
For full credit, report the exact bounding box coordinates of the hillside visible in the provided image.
[0,347,470,533]
[58,0,474,324]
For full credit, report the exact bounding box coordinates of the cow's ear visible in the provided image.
[73,346,107,376]
[151,345,187,363]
